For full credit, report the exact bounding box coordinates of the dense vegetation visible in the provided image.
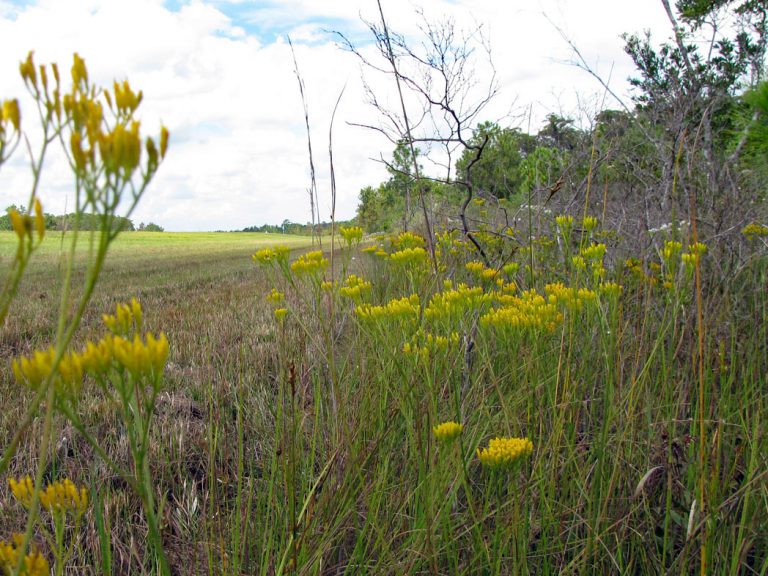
[1,1,767,574]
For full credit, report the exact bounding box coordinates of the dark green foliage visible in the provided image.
[455,122,537,199]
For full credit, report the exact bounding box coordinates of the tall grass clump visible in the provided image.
[241,208,767,573]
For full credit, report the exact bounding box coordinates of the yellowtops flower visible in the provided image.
[33,197,45,240]
[113,80,143,114]
[581,242,607,261]
[742,222,768,240]
[339,225,363,244]
[339,274,372,301]
[8,476,35,508]
[389,247,428,268]
[252,245,291,267]
[433,421,463,442]
[477,437,533,469]
[0,534,49,576]
[1,98,21,132]
[503,262,519,277]
[355,294,420,325]
[582,216,598,231]
[266,288,285,305]
[290,250,328,276]
[555,214,573,230]
[274,308,288,322]
[80,336,115,375]
[599,282,623,299]
[9,476,88,517]
[102,298,142,335]
[12,347,83,393]
[112,332,169,379]
[391,231,426,250]
[425,284,491,323]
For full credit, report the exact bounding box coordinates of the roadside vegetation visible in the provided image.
[1,0,767,574]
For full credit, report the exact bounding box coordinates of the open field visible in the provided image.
[0,230,311,346]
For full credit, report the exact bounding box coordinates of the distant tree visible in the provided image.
[54,213,134,231]
[143,222,164,232]
[455,122,537,199]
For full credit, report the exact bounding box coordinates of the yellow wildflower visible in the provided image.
[555,214,573,231]
[0,534,49,576]
[112,332,169,379]
[339,225,363,244]
[599,282,623,299]
[266,288,285,305]
[742,222,768,240]
[102,298,142,335]
[340,274,372,301]
[12,347,83,393]
[291,250,328,276]
[274,308,288,322]
[433,421,463,442]
[1,98,21,132]
[391,231,425,250]
[389,247,428,268]
[477,437,533,469]
[582,216,598,231]
[39,479,88,517]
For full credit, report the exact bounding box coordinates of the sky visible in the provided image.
[0,0,673,231]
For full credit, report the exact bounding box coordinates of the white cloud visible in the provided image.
[0,0,673,231]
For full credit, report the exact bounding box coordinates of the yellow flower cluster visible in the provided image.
[433,421,463,442]
[18,51,169,177]
[503,262,519,277]
[544,283,598,312]
[477,437,533,469]
[108,333,169,379]
[266,288,285,305]
[0,534,48,576]
[661,240,683,264]
[403,331,460,361]
[389,247,428,268]
[435,230,472,259]
[355,294,420,325]
[425,284,491,323]
[339,226,363,244]
[681,242,707,269]
[12,348,83,394]
[1,98,21,132]
[7,198,45,243]
[555,214,573,231]
[742,222,768,239]
[481,290,562,333]
[274,308,288,322]
[339,274,372,301]
[582,216,598,231]
[14,329,169,393]
[581,243,607,262]
[599,282,623,299]
[9,476,88,517]
[252,245,291,267]
[391,231,425,250]
[290,250,328,276]
[102,297,143,335]
[465,260,500,282]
